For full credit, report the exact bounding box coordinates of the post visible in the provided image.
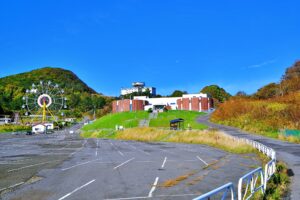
[42,101,46,123]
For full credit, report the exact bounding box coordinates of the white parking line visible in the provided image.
[113,158,135,170]
[0,182,24,192]
[62,159,101,171]
[58,179,95,200]
[118,150,124,156]
[161,157,167,168]
[110,142,125,156]
[69,140,87,157]
[196,156,209,166]
[148,177,159,197]
[96,139,99,156]
[8,160,61,172]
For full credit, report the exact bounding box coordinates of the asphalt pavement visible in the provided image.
[0,124,261,200]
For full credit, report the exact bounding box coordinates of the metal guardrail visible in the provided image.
[264,159,276,190]
[193,182,236,200]
[193,134,277,200]
[238,167,265,200]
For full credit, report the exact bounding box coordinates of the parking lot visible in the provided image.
[0,128,261,200]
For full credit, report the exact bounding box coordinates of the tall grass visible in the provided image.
[0,124,30,133]
[116,127,255,154]
[149,110,207,130]
[211,93,300,143]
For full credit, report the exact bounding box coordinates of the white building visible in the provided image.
[32,123,54,134]
[0,116,12,125]
[134,93,209,111]
[121,82,156,96]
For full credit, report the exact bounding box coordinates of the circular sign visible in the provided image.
[37,94,52,108]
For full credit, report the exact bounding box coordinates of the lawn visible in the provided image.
[82,111,149,131]
[149,110,207,130]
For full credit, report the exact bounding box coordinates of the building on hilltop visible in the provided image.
[112,93,213,113]
[121,82,156,96]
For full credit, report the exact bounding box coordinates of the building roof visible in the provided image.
[170,118,184,124]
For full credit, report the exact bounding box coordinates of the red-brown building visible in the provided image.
[176,97,213,112]
[112,99,146,113]
[112,93,214,113]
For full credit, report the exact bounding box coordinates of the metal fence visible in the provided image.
[193,182,235,200]
[193,134,277,200]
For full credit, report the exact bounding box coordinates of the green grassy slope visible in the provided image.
[149,110,207,130]
[82,111,149,131]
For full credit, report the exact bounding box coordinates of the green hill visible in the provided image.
[0,67,112,117]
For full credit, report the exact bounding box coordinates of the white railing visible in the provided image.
[193,182,236,200]
[264,159,276,190]
[238,167,265,200]
[193,134,277,200]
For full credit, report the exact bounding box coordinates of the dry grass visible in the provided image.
[116,127,169,142]
[211,93,300,143]
[159,171,196,187]
[116,127,255,154]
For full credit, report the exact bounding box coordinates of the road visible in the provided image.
[197,114,300,199]
[0,124,261,200]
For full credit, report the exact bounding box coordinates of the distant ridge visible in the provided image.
[0,67,110,115]
[0,67,97,94]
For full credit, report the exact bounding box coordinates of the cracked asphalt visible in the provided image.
[0,124,261,200]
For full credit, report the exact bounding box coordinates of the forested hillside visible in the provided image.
[0,67,112,117]
[211,60,300,143]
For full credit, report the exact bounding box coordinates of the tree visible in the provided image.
[254,83,280,99]
[281,60,300,94]
[0,105,3,114]
[169,90,187,97]
[200,85,231,103]
[235,91,247,97]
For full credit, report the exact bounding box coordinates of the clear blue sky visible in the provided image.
[0,0,299,96]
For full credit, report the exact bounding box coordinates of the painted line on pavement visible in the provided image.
[0,182,24,192]
[110,142,125,157]
[96,139,99,156]
[62,159,101,171]
[69,140,87,157]
[196,156,209,166]
[8,160,61,172]
[118,150,124,156]
[58,179,95,200]
[161,157,167,169]
[148,177,159,197]
[113,158,135,170]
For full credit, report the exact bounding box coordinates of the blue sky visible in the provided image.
[0,0,299,96]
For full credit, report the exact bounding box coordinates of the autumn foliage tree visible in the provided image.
[281,60,300,94]
[254,83,280,99]
[200,85,231,105]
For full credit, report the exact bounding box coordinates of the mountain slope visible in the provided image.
[0,67,110,116]
[0,67,96,94]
